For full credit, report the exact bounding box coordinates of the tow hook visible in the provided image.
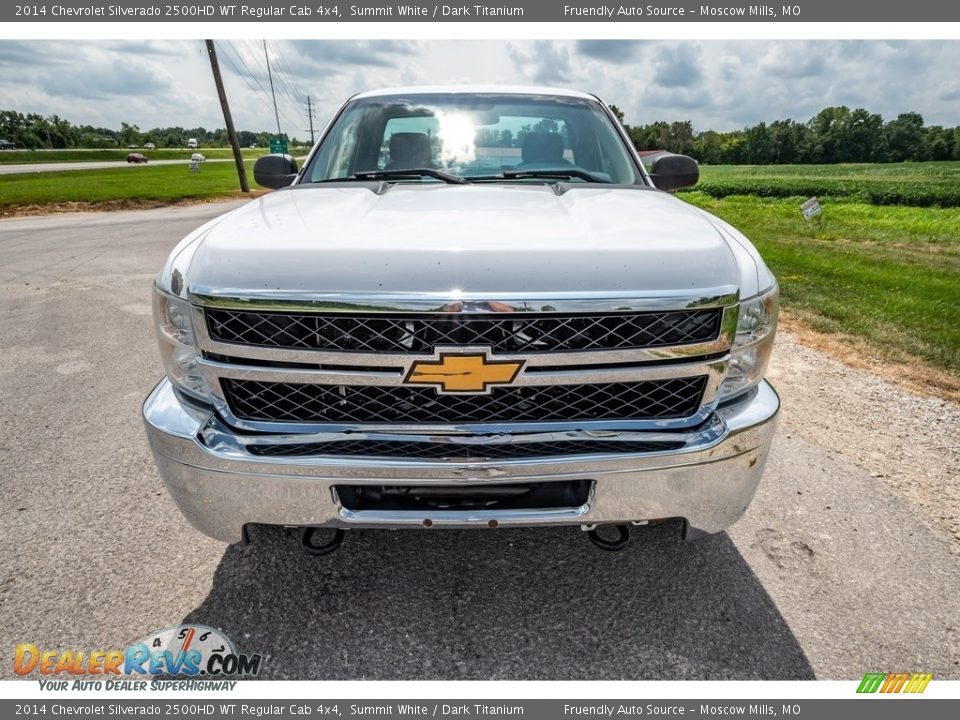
[301,527,345,556]
[587,524,631,551]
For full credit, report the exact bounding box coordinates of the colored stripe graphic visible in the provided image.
[857,672,932,694]
[857,673,886,693]
[904,673,933,694]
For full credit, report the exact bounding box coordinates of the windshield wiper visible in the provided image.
[466,168,610,184]
[498,169,610,183]
[349,168,469,185]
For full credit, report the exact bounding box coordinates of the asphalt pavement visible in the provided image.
[0,203,957,680]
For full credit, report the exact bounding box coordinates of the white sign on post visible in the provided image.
[801,196,822,220]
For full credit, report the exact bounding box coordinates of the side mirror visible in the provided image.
[253,154,298,189]
[649,153,699,192]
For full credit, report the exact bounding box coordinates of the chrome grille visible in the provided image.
[221,376,708,425]
[205,308,722,354]
[246,438,684,459]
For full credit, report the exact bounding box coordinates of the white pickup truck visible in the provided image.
[143,86,779,554]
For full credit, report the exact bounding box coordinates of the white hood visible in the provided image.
[181,184,754,298]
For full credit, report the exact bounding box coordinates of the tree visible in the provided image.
[923,126,955,161]
[847,108,885,162]
[883,112,926,162]
[117,122,144,147]
[744,122,774,163]
[694,130,723,164]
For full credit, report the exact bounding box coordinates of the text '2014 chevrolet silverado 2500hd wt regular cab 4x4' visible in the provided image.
[143,86,779,553]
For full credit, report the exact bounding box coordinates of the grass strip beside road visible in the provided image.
[684,192,960,382]
[0,160,262,208]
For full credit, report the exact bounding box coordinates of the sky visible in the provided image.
[1,39,958,136]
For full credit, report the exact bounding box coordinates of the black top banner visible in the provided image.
[6,0,960,22]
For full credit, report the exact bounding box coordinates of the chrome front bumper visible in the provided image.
[142,379,779,544]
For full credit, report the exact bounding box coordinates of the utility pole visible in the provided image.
[263,40,282,138]
[306,96,315,144]
[205,40,249,192]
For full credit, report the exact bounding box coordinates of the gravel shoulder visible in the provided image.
[767,334,960,546]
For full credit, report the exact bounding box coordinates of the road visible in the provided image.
[0,158,232,175]
[0,203,957,680]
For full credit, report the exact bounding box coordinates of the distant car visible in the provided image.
[143,143,156,150]
[187,138,198,149]
[126,153,148,164]
[0,139,18,150]
[191,153,206,162]
[128,144,139,149]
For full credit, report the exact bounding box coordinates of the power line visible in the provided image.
[263,39,282,137]
[264,42,311,130]
[214,41,303,140]
[269,41,309,105]
[224,39,299,135]
[217,41,276,110]
[221,42,271,98]
[238,39,302,133]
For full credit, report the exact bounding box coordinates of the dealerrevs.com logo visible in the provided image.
[14,625,262,683]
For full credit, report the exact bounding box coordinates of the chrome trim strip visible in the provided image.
[202,415,727,456]
[196,412,720,436]
[191,304,738,367]
[339,506,591,524]
[188,286,740,313]
[198,354,727,388]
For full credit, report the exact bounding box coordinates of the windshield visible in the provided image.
[304,93,643,185]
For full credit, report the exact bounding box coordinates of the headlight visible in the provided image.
[153,286,208,401]
[719,284,779,401]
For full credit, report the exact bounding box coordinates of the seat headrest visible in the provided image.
[387,132,433,169]
[521,131,565,164]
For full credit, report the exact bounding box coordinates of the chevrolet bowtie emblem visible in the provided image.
[404,352,524,394]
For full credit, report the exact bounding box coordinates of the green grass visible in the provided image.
[0,160,260,206]
[692,161,960,207]
[683,191,960,375]
[0,147,276,164]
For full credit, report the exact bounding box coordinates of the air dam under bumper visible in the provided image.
[142,379,779,544]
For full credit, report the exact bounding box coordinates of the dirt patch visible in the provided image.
[0,190,270,219]
[769,331,960,546]
[779,312,960,406]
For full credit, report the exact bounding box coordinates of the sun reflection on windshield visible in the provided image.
[435,112,477,168]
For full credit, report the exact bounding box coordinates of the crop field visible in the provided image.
[693,161,960,207]
[682,162,960,382]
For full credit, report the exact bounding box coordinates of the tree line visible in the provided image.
[3,106,959,163]
[609,105,959,164]
[0,111,304,149]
